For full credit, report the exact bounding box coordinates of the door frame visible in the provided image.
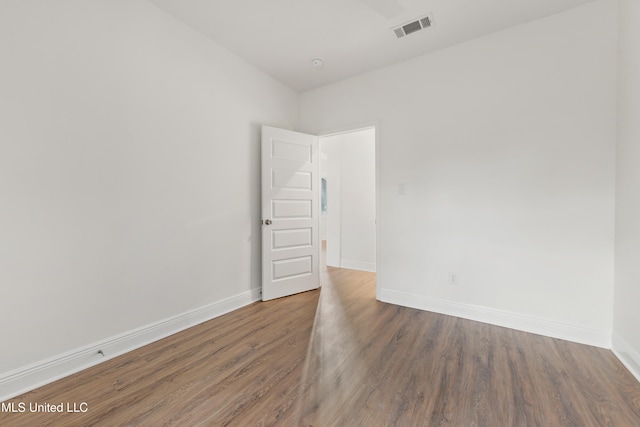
[317,121,380,299]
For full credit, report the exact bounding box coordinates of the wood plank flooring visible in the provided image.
[2,265,640,426]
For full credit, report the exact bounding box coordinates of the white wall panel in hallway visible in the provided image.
[321,128,376,272]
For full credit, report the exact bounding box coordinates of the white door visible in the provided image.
[261,126,320,301]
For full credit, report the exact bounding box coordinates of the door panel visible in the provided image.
[271,139,312,162]
[272,228,313,250]
[272,169,312,190]
[273,256,312,280]
[272,200,312,219]
[262,126,319,301]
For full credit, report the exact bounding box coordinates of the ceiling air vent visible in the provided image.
[393,14,433,39]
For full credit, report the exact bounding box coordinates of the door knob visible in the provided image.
[265,219,272,225]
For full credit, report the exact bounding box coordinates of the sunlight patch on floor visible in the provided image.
[294,271,372,425]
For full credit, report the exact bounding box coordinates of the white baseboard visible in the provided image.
[0,288,261,402]
[612,333,640,384]
[340,259,376,273]
[379,289,611,348]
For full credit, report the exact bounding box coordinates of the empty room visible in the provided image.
[1,0,640,425]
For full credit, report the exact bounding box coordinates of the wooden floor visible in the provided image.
[3,266,640,426]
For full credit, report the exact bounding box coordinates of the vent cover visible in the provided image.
[393,14,433,39]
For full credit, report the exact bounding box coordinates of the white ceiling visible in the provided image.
[148,0,596,92]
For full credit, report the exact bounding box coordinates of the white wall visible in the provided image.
[0,0,297,390]
[322,140,342,268]
[321,129,376,272]
[613,0,640,380]
[300,0,617,346]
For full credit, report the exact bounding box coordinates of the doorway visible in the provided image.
[319,127,376,274]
